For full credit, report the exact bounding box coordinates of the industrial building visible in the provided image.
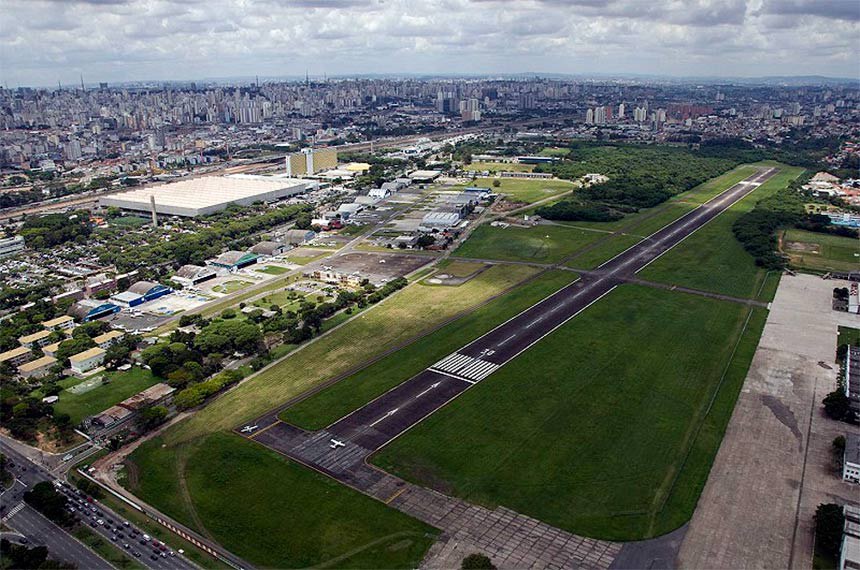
[421,210,462,230]
[99,175,312,217]
[250,241,289,257]
[208,251,258,271]
[172,264,217,288]
[69,300,121,322]
[285,148,337,176]
[280,229,316,245]
[110,281,172,307]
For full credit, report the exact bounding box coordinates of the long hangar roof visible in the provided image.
[100,175,312,217]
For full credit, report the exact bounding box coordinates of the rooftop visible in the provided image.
[0,346,31,362]
[41,315,74,328]
[18,330,52,344]
[69,347,106,363]
[18,355,56,372]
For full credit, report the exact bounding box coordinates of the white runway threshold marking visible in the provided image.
[431,352,500,381]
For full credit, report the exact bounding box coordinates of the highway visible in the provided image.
[245,166,777,477]
[0,440,195,570]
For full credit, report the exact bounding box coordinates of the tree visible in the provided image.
[492,179,501,188]
[139,406,168,430]
[814,503,844,559]
[462,553,496,569]
[823,390,854,422]
[24,482,73,526]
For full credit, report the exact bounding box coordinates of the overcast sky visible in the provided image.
[1,0,858,87]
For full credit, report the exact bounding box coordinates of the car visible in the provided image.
[139,539,147,545]
[110,535,117,542]
[123,521,130,527]
[89,522,96,528]
[150,555,158,561]
[160,552,166,558]
[132,551,140,558]
[169,551,175,557]
[97,519,104,526]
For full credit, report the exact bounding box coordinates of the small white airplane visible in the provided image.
[240,425,259,433]
[329,439,346,449]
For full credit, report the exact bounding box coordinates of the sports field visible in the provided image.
[467,177,575,203]
[782,228,860,273]
[282,270,577,429]
[160,263,540,445]
[55,367,161,425]
[639,165,804,300]
[454,223,604,264]
[373,285,768,540]
[125,432,438,569]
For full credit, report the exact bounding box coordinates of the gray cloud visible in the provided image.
[0,0,857,86]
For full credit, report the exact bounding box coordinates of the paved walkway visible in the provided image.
[678,274,860,569]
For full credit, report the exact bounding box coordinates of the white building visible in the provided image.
[844,433,860,484]
[69,347,106,374]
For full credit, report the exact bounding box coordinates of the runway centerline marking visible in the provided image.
[369,408,399,428]
[498,333,517,346]
[414,382,441,399]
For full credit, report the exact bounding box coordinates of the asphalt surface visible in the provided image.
[0,440,195,570]
[245,166,777,477]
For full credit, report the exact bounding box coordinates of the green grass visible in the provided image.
[565,233,643,270]
[161,264,540,444]
[539,147,571,157]
[373,285,767,540]
[54,368,161,425]
[454,223,603,264]
[126,433,438,569]
[254,265,288,275]
[434,260,486,278]
[782,228,860,272]
[839,326,860,349]
[282,270,577,429]
[212,280,252,294]
[465,177,575,203]
[638,165,805,299]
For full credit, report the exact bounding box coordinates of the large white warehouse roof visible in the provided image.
[100,175,312,217]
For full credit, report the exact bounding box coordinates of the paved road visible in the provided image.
[245,166,777,475]
[0,440,195,570]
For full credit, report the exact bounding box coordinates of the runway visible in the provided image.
[245,166,777,477]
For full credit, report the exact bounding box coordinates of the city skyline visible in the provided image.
[1,0,858,87]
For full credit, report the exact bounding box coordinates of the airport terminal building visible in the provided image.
[100,175,312,217]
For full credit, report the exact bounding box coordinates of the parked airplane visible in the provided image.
[329,439,346,449]
[240,425,259,433]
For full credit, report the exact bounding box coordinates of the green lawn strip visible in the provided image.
[454,223,603,264]
[756,271,782,303]
[647,305,768,535]
[373,285,755,541]
[129,433,438,569]
[839,326,860,348]
[71,525,144,569]
[282,270,577,429]
[638,165,804,299]
[55,368,161,425]
[783,228,860,273]
[162,264,540,444]
[565,233,643,270]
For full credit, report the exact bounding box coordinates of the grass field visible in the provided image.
[782,228,860,272]
[54,368,161,425]
[161,264,540,445]
[565,233,643,270]
[125,432,438,569]
[838,326,860,349]
[434,259,486,278]
[254,265,288,275]
[465,162,535,173]
[454,223,603,264]
[638,164,804,300]
[373,285,768,540]
[539,147,571,157]
[282,270,577,429]
[212,280,252,294]
[464,177,575,204]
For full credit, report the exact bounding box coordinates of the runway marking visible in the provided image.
[414,382,441,399]
[498,333,517,346]
[432,352,499,381]
[428,368,476,384]
[369,408,399,428]
[385,487,408,504]
[525,316,545,328]
[247,421,279,439]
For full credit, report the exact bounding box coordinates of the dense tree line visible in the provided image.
[535,201,623,222]
[20,211,92,249]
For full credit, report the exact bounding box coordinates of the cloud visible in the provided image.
[0,0,857,86]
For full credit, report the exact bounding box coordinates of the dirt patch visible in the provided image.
[784,241,820,254]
